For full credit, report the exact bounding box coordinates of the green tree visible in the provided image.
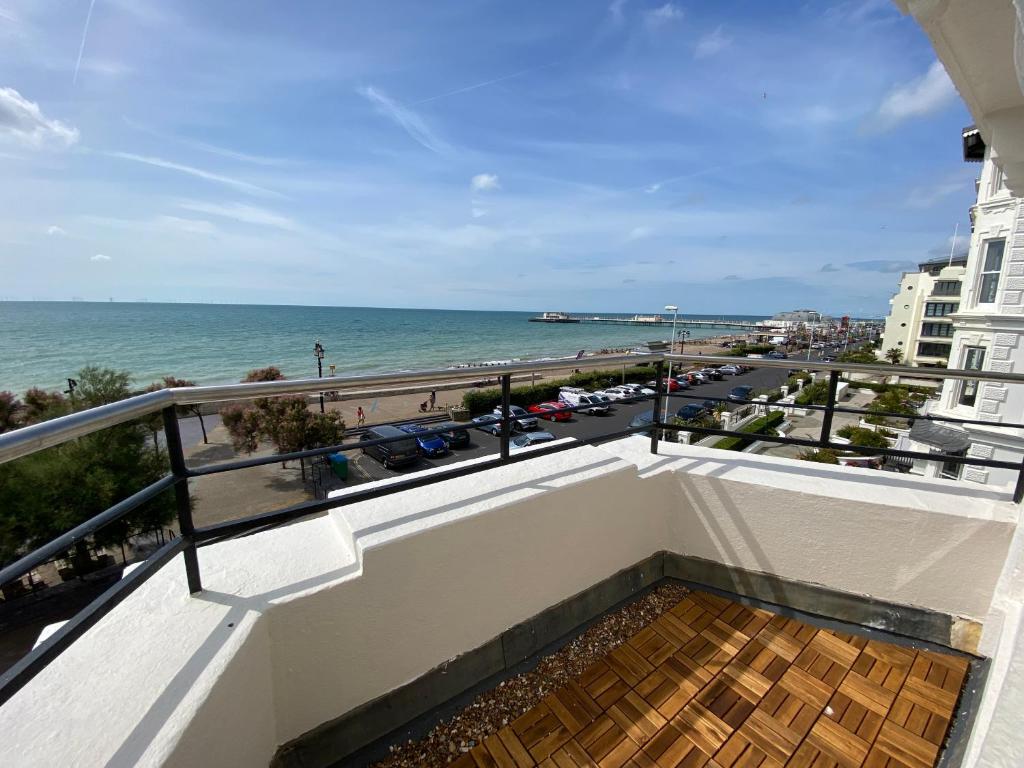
[884,347,903,365]
[0,367,176,575]
[837,349,878,364]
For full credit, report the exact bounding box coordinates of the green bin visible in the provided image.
[327,452,348,480]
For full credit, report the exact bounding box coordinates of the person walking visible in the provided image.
[356,406,365,426]
[429,390,436,410]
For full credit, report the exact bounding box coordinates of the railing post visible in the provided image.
[818,370,841,445]
[162,406,202,594]
[651,360,665,455]
[500,374,511,461]
[1014,460,1024,504]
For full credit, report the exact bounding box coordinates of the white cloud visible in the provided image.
[358,86,450,154]
[644,183,662,194]
[471,173,501,192]
[0,87,79,148]
[628,226,652,240]
[46,225,67,236]
[471,207,487,218]
[647,3,683,24]
[694,26,731,59]
[906,175,967,208]
[177,200,296,230]
[872,61,958,131]
[103,151,276,196]
[90,253,110,261]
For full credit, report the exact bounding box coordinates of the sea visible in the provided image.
[0,302,768,393]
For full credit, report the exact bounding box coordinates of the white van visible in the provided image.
[558,388,611,415]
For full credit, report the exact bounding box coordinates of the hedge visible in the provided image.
[461,364,655,414]
[726,343,775,357]
[835,425,890,449]
[712,410,784,451]
[846,380,933,395]
[799,449,840,464]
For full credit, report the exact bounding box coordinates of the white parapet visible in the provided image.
[0,440,1018,768]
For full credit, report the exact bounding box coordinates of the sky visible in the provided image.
[0,0,979,317]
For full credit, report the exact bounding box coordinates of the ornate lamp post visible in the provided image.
[313,340,325,413]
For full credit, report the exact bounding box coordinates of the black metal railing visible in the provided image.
[0,352,1022,705]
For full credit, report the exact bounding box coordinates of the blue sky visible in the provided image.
[0,0,977,316]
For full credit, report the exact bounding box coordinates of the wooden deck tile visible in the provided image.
[461,594,970,768]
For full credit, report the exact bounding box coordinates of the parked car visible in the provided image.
[558,388,611,414]
[360,425,420,469]
[509,431,558,451]
[670,377,691,390]
[472,414,502,435]
[728,385,754,402]
[594,388,632,401]
[767,351,788,359]
[718,364,741,375]
[436,421,471,448]
[646,378,683,392]
[491,405,538,431]
[527,401,572,421]
[690,371,709,384]
[676,403,708,421]
[700,368,723,380]
[398,424,449,458]
[681,373,701,385]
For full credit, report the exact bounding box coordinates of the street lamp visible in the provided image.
[664,305,679,422]
[313,340,325,414]
[805,311,821,362]
[679,329,691,355]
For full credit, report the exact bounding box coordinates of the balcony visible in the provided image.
[0,355,1023,768]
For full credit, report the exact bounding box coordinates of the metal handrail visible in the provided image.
[1,348,1023,706]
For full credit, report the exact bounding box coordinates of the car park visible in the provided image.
[527,401,572,421]
[360,425,420,469]
[670,377,691,389]
[594,388,632,401]
[509,431,558,451]
[646,378,683,392]
[472,415,502,435]
[436,421,471,448]
[690,371,709,383]
[491,404,538,431]
[700,368,723,380]
[728,385,754,401]
[717,364,741,375]
[398,424,449,458]
[558,388,611,414]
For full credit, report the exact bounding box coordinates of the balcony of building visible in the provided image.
[0,354,1023,768]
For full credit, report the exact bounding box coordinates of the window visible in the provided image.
[917,342,951,358]
[978,239,1005,304]
[920,323,953,338]
[940,449,966,480]
[924,302,958,317]
[958,346,986,407]
[932,280,961,297]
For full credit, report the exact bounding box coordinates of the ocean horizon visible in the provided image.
[0,301,768,393]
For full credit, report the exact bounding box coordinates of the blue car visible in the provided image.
[398,424,449,457]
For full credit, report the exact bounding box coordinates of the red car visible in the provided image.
[528,401,572,421]
[647,378,683,392]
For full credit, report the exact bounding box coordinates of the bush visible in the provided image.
[712,410,784,451]
[836,349,879,364]
[846,380,932,395]
[799,449,840,464]
[784,372,812,391]
[795,381,829,406]
[865,386,919,426]
[726,343,775,357]
[835,425,889,449]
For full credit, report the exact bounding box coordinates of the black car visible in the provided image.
[767,351,788,359]
[437,421,471,448]
[676,403,707,421]
[360,425,420,469]
[728,385,754,402]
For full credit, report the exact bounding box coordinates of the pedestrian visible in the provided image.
[429,390,436,410]
[356,406,365,426]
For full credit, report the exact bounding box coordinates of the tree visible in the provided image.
[884,347,903,365]
[21,387,67,424]
[836,349,878,364]
[0,391,21,433]
[0,367,176,575]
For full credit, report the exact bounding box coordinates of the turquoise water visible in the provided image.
[0,302,767,393]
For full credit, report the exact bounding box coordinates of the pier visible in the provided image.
[528,312,763,330]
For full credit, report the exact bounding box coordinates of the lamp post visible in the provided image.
[805,311,821,362]
[664,305,679,422]
[680,330,691,354]
[313,340,325,413]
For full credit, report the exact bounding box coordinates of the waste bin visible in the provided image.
[327,452,348,480]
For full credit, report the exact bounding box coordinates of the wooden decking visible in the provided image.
[452,591,969,768]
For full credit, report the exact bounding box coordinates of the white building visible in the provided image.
[879,255,968,366]
[908,126,1024,488]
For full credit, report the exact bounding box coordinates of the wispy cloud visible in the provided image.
[694,26,731,59]
[608,0,629,24]
[103,151,277,196]
[46,225,67,236]
[471,173,501,192]
[906,175,967,208]
[123,119,292,167]
[73,0,97,85]
[644,183,661,194]
[722,274,740,281]
[628,226,652,240]
[90,253,110,262]
[471,207,487,218]
[0,87,78,147]
[847,259,916,273]
[647,3,683,25]
[870,61,958,131]
[177,200,296,230]
[358,86,450,153]
[415,62,558,105]
[820,263,840,272]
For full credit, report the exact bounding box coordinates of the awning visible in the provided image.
[909,421,971,453]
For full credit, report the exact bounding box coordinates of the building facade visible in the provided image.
[909,128,1024,489]
[879,255,968,366]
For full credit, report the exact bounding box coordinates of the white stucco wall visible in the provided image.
[0,440,1017,768]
